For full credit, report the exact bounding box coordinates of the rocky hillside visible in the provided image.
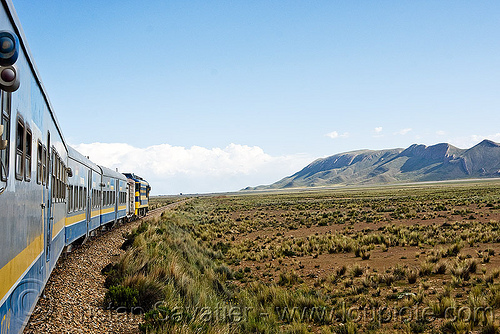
[248,140,500,190]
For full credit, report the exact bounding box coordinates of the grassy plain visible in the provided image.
[105,181,500,333]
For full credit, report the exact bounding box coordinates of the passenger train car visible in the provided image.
[0,1,150,333]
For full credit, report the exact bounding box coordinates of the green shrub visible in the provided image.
[104,285,139,310]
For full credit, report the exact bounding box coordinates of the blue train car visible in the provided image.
[99,166,127,226]
[123,173,150,217]
[0,1,68,332]
[65,147,101,244]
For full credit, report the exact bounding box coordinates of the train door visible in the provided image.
[86,169,92,236]
[44,138,52,263]
[114,179,119,223]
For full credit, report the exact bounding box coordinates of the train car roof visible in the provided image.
[2,0,67,150]
[99,165,127,181]
[123,172,150,186]
[67,146,99,172]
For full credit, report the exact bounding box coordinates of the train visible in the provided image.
[0,1,150,333]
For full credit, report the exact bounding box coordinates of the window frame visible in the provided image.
[24,127,32,182]
[36,141,42,184]
[1,91,11,182]
[15,116,25,181]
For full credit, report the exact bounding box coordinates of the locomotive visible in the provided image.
[0,1,150,333]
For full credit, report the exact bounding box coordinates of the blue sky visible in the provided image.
[12,1,500,194]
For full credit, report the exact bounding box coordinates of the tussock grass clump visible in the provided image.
[278,271,303,286]
[121,221,149,250]
[104,285,139,310]
[430,296,456,318]
[434,262,447,275]
[350,264,364,278]
[333,321,358,334]
[418,262,434,277]
[407,269,418,284]
[449,259,478,281]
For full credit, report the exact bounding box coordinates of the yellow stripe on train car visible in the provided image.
[65,213,86,226]
[101,207,115,215]
[0,234,44,303]
[52,217,66,239]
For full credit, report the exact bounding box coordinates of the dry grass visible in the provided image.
[103,182,500,333]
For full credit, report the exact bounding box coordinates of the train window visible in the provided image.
[25,128,32,182]
[36,141,42,184]
[54,157,58,199]
[83,187,87,209]
[57,158,61,201]
[1,91,10,182]
[59,160,63,201]
[67,185,72,213]
[15,117,24,180]
[72,185,76,211]
[51,154,55,200]
[74,186,78,211]
[41,146,47,186]
[53,156,58,201]
[62,168,66,200]
[80,187,85,210]
[46,132,50,188]
[78,186,82,210]
[52,154,58,201]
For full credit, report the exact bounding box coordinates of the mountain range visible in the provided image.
[246,140,500,190]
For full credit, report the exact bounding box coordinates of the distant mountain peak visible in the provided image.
[475,139,500,148]
[246,140,500,191]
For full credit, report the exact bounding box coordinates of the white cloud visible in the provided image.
[394,128,412,135]
[326,131,349,139]
[72,142,311,195]
[447,134,500,149]
[436,130,446,136]
[374,127,383,133]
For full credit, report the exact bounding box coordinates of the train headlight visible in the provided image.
[0,65,20,92]
[0,31,19,66]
